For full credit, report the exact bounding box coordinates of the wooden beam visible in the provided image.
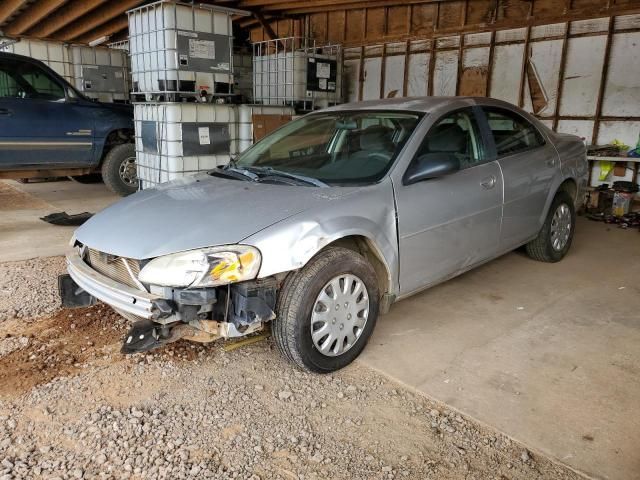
[26,0,107,38]
[0,0,29,26]
[239,0,446,7]
[256,0,450,15]
[486,30,496,98]
[254,12,278,40]
[3,0,68,36]
[591,16,615,146]
[52,0,143,41]
[552,22,571,132]
[108,27,129,44]
[72,16,128,44]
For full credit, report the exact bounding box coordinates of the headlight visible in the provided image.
[138,245,261,288]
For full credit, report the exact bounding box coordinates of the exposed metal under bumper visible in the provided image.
[66,248,161,320]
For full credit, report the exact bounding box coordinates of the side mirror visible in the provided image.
[403,153,460,185]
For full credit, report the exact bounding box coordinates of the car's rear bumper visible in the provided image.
[66,247,162,320]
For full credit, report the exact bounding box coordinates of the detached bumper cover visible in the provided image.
[66,248,164,320]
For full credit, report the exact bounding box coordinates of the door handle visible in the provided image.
[546,157,557,167]
[0,108,12,116]
[481,175,497,189]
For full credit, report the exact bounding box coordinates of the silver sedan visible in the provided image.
[62,97,588,372]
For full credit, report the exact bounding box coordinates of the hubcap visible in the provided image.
[119,157,138,186]
[310,274,370,357]
[550,203,572,251]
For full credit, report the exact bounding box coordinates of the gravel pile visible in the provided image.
[0,257,65,323]
[0,258,585,480]
[0,338,585,480]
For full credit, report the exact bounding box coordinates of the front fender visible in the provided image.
[242,182,399,295]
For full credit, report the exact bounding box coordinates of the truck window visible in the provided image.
[0,64,20,98]
[1,59,65,101]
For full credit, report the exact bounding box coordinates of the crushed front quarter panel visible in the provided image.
[243,178,399,295]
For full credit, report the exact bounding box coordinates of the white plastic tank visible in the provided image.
[70,45,130,103]
[135,102,239,189]
[128,1,246,99]
[0,37,73,82]
[252,39,343,110]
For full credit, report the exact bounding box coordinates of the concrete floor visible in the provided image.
[0,180,118,262]
[2,179,639,479]
[361,219,640,480]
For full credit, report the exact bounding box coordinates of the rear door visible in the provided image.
[479,107,559,249]
[0,57,95,170]
[395,107,504,295]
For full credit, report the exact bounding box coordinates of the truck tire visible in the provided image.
[69,173,103,184]
[101,143,137,197]
[526,190,575,262]
[273,247,380,373]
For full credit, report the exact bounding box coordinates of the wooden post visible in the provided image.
[552,22,571,133]
[591,16,615,146]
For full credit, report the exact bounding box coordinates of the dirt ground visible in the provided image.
[0,259,588,480]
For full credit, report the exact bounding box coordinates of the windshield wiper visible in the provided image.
[246,166,329,188]
[216,164,260,181]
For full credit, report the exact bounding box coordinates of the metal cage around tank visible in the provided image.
[127,0,249,102]
[252,37,344,112]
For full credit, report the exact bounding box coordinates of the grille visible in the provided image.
[87,249,141,289]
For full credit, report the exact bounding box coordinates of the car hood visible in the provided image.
[75,173,360,259]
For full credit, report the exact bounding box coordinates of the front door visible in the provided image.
[395,107,504,296]
[0,57,94,170]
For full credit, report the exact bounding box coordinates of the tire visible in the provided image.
[274,247,380,373]
[69,173,103,184]
[526,190,575,262]
[101,143,137,196]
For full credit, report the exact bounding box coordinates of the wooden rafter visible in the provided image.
[51,0,143,41]
[254,12,278,40]
[0,0,29,26]
[27,0,108,38]
[72,16,129,44]
[3,0,69,36]
[236,0,446,7]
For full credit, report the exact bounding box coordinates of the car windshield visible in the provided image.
[234,111,423,186]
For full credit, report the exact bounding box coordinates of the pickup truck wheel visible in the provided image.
[274,247,379,373]
[69,173,103,184]
[101,143,137,196]
[526,190,575,262]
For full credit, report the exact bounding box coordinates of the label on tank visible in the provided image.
[189,39,216,60]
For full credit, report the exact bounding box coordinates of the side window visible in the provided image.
[484,108,545,157]
[0,62,20,98]
[16,62,65,100]
[414,109,484,169]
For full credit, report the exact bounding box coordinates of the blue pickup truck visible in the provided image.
[0,52,136,196]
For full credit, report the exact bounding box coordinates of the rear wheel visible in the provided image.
[274,247,379,373]
[526,190,575,262]
[101,143,137,196]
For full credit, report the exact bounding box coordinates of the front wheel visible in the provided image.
[526,190,575,262]
[101,143,137,196]
[273,247,380,373]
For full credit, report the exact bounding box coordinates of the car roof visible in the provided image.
[321,96,524,114]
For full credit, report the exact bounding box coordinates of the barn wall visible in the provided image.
[336,13,640,147]
[248,1,640,147]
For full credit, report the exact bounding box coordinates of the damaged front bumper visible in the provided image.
[65,247,169,320]
[63,246,278,353]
